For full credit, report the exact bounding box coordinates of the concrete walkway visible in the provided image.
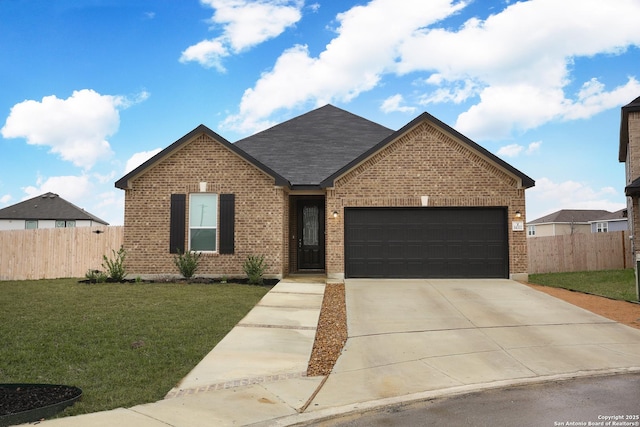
[25,278,640,426]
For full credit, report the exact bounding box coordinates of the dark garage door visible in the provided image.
[344,207,508,278]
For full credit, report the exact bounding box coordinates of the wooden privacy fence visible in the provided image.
[528,230,633,274]
[0,226,123,280]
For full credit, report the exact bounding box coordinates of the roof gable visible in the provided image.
[529,209,611,224]
[115,125,289,190]
[0,192,108,224]
[320,111,535,189]
[234,105,394,187]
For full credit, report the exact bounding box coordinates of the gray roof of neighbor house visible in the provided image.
[618,95,640,162]
[528,209,611,225]
[234,104,395,187]
[0,192,109,224]
[589,208,628,222]
[115,104,535,191]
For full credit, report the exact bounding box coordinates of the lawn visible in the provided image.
[0,278,270,417]
[528,269,638,301]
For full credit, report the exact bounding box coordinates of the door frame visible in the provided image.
[290,195,326,272]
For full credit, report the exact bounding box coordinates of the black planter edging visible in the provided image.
[78,277,279,286]
[0,384,82,427]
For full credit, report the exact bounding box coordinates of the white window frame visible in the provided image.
[596,222,608,233]
[527,225,536,236]
[25,220,38,229]
[188,193,218,252]
[55,220,76,228]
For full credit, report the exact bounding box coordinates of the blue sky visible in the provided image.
[1,0,639,226]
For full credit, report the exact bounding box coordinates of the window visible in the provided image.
[189,193,217,251]
[25,220,38,229]
[596,222,608,233]
[527,225,535,236]
[56,220,76,228]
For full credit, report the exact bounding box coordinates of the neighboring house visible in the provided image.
[0,192,109,230]
[526,209,611,238]
[620,95,640,262]
[589,209,628,233]
[115,104,535,281]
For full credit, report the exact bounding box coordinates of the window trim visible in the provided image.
[596,222,608,233]
[527,225,535,236]
[25,220,38,229]
[188,193,218,252]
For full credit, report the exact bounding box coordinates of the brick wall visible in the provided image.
[325,121,529,279]
[626,112,640,257]
[122,133,285,278]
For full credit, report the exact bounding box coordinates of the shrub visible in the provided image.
[102,247,127,282]
[85,269,107,283]
[174,250,202,279]
[242,255,268,285]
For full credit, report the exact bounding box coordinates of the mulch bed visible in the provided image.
[0,384,81,417]
[307,283,348,376]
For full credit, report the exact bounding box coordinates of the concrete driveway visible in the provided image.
[307,279,640,411]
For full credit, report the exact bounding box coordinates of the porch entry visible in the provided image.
[292,197,325,271]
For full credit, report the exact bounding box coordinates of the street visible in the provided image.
[319,373,640,427]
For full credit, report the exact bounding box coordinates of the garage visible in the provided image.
[344,207,508,278]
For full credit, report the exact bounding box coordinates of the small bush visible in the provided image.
[102,247,127,282]
[85,269,108,283]
[174,250,202,279]
[242,255,268,285]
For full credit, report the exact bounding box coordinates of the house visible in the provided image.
[0,192,108,230]
[589,209,628,233]
[526,209,612,238]
[115,105,535,281]
[620,95,640,263]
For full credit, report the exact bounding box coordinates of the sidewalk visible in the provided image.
[23,278,640,427]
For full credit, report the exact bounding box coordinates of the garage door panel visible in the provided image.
[345,207,508,278]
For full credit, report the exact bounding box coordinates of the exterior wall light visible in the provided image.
[333,211,339,218]
[515,211,522,218]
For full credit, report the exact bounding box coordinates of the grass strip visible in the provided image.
[528,269,637,301]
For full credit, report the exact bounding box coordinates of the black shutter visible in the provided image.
[219,194,235,254]
[169,194,186,253]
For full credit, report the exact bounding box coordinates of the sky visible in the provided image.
[1,0,639,226]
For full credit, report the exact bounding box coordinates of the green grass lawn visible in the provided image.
[529,269,638,301]
[0,278,270,417]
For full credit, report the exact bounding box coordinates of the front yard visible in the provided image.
[0,279,270,417]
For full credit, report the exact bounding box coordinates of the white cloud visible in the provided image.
[497,143,523,157]
[0,194,12,205]
[497,141,541,157]
[22,175,93,204]
[526,141,541,155]
[124,148,162,174]
[180,0,303,71]
[222,0,640,137]
[526,177,625,220]
[380,94,416,114]
[223,0,465,133]
[1,89,147,169]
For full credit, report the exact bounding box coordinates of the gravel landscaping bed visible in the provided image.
[307,283,347,376]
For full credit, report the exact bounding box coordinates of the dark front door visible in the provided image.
[297,199,325,270]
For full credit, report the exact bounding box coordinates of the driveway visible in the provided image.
[307,279,640,411]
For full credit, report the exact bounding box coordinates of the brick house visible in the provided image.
[620,95,640,268]
[116,105,535,281]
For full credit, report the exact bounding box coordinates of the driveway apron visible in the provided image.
[308,279,640,410]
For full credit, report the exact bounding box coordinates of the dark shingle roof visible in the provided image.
[234,104,394,187]
[0,192,109,224]
[529,209,611,225]
[590,208,627,222]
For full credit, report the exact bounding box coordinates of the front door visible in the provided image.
[297,199,325,270]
